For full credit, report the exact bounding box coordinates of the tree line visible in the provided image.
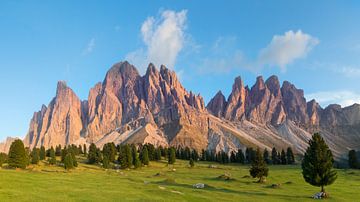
[0,133,341,196]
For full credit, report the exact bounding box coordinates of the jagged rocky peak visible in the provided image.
[307,99,322,125]
[281,80,308,124]
[265,75,281,96]
[224,76,247,121]
[207,90,227,117]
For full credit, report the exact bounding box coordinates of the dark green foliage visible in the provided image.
[302,133,337,193]
[68,147,78,167]
[88,143,99,164]
[133,149,141,169]
[140,146,149,166]
[191,149,199,161]
[280,149,287,165]
[64,153,74,170]
[48,146,56,165]
[245,148,255,164]
[236,149,245,164]
[249,148,269,183]
[0,152,7,167]
[102,156,110,169]
[216,151,229,164]
[118,144,132,168]
[271,147,279,165]
[55,145,62,156]
[61,146,68,163]
[103,142,116,162]
[168,147,176,165]
[83,144,87,156]
[45,148,51,157]
[78,145,83,154]
[39,146,46,160]
[31,148,40,164]
[154,147,161,161]
[189,158,195,168]
[286,147,295,164]
[263,149,270,164]
[8,140,27,169]
[348,150,358,169]
[230,151,236,163]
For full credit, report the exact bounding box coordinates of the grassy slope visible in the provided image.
[0,157,359,202]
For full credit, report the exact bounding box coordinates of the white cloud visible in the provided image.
[126,9,187,73]
[258,30,319,71]
[334,66,360,78]
[306,91,360,108]
[82,38,95,55]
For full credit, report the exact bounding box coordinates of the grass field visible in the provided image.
[0,157,359,202]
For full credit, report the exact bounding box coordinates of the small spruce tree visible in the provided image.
[141,146,149,166]
[8,140,27,169]
[64,153,74,170]
[168,147,176,165]
[249,148,269,183]
[31,148,40,164]
[189,158,195,168]
[271,147,278,165]
[39,146,46,160]
[280,149,287,165]
[48,146,56,165]
[263,149,270,164]
[286,147,295,164]
[0,153,7,167]
[302,133,337,194]
[348,149,358,169]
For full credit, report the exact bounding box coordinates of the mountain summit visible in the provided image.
[12,61,360,160]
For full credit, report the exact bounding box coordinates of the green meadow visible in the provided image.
[0,157,359,202]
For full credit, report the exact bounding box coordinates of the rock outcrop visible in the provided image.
[11,61,359,161]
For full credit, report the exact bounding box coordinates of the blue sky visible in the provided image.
[1,1,360,140]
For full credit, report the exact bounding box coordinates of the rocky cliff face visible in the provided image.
[16,61,360,161]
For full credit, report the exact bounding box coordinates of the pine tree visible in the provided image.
[102,156,110,169]
[64,153,74,170]
[83,144,87,156]
[61,146,68,163]
[133,150,141,169]
[280,149,287,165]
[140,146,149,166]
[0,153,7,167]
[263,149,270,164]
[69,147,78,167]
[8,140,27,169]
[348,150,358,169]
[31,148,40,164]
[48,146,56,165]
[125,145,132,168]
[103,143,116,162]
[236,149,245,164]
[302,133,337,193]
[88,143,98,164]
[249,148,269,183]
[189,158,195,168]
[168,147,176,165]
[271,147,278,165]
[230,151,236,163]
[55,145,62,156]
[39,146,46,160]
[286,147,295,164]
[155,148,161,161]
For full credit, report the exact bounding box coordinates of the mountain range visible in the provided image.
[1,61,360,160]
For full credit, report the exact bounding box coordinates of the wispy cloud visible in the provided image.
[311,62,360,78]
[82,38,95,55]
[257,30,319,71]
[126,9,187,73]
[306,90,360,107]
[197,30,319,74]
